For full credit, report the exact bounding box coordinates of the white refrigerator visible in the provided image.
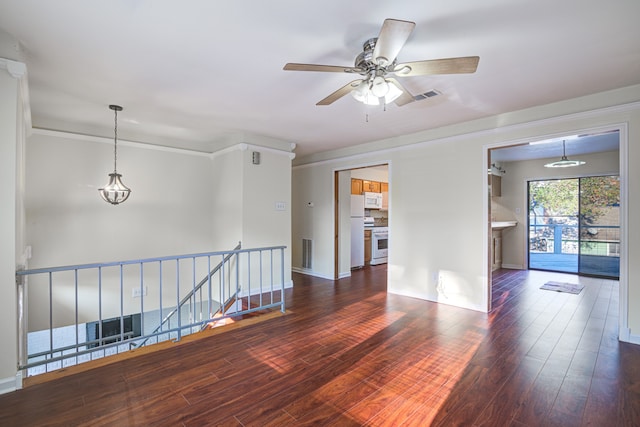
[350,195,365,268]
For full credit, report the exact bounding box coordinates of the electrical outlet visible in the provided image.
[132,286,147,298]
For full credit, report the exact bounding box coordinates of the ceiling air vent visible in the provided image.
[414,89,441,101]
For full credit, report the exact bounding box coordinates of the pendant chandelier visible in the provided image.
[544,140,586,168]
[99,105,131,204]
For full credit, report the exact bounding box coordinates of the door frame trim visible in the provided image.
[484,122,629,343]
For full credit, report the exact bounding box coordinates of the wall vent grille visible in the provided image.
[302,238,312,269]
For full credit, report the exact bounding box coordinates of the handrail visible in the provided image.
[133,242,241,348]
[16,242,287,376]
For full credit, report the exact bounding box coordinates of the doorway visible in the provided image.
[333,164,389,279]
[528,176,620,279]
[486,127,623,312]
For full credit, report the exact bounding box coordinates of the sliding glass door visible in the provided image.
[528,176,619,278]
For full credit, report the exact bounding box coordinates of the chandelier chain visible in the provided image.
[113,107,118,172]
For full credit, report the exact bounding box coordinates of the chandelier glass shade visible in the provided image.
[99,105,131,204]
[351,77,402,106]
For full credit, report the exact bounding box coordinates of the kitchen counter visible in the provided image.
[491,220,517,230]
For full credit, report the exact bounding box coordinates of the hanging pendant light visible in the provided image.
[99,105,131,204]
[544,140,586,168]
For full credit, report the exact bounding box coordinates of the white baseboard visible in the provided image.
[501,264,524,270]
[291,267,335,280]
[239,280,293,297]
[0,372,22,395]
[619,327,640,345]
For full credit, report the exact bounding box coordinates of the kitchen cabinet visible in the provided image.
[352,179,388,195]
[491,175,502,197]
[351,178,363,195]
[363,180,381,193]
[364,229,372,264]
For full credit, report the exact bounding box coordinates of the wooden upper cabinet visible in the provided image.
[351,178,363,195]
[353,179,388,194]
[363,180,381,193]
[491,175,502,197]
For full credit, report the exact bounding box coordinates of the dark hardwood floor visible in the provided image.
[1,266,638,426]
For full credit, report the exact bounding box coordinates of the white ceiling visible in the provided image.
[490,130,621,163]
[1,1,639,159]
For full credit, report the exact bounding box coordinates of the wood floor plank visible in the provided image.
[0,266,636,426]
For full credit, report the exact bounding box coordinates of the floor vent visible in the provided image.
[414,89,441,101]
[302,239,312,269]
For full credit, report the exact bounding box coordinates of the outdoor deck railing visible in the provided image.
[529,222,620,256]
[15,242,286,376]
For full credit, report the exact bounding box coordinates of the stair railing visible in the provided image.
[132,242,241,348]
[15,242,286,376]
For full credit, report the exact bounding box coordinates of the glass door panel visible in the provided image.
[578,176,620,278]
[528,179,579,273]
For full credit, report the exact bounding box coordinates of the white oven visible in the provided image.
[370,227,388,265]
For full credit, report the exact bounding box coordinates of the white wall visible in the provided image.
[292,164,335,278]
[0,61,22,391]
[240,147,293,289]
[24,132,215,329]
[292,84,640,342]
[211,148,243,249]
[496,150,620,269]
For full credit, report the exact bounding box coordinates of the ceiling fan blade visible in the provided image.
[317,80,362,105]
[372,19,416,66]
[387,78,415,106]
[283,63,362,73]
[393,56,479,77]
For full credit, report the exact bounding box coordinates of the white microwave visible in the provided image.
[363,192,383,209]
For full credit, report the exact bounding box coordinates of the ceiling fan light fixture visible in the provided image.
[351,77,401,106]
[351,80,379,105]
[283,18,479,107]
[370,76,389,97]
[384,82,402,104]
[544,140,586,168]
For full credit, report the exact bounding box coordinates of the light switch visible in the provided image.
[275,201,286,211]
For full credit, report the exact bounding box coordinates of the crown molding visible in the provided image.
[1,58,32,131]
[0,57,26,78]
[32,128,296,160]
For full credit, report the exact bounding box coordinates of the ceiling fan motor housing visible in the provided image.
[355,38,395,81]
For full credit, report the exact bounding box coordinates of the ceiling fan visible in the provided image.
[283,18,479,107]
